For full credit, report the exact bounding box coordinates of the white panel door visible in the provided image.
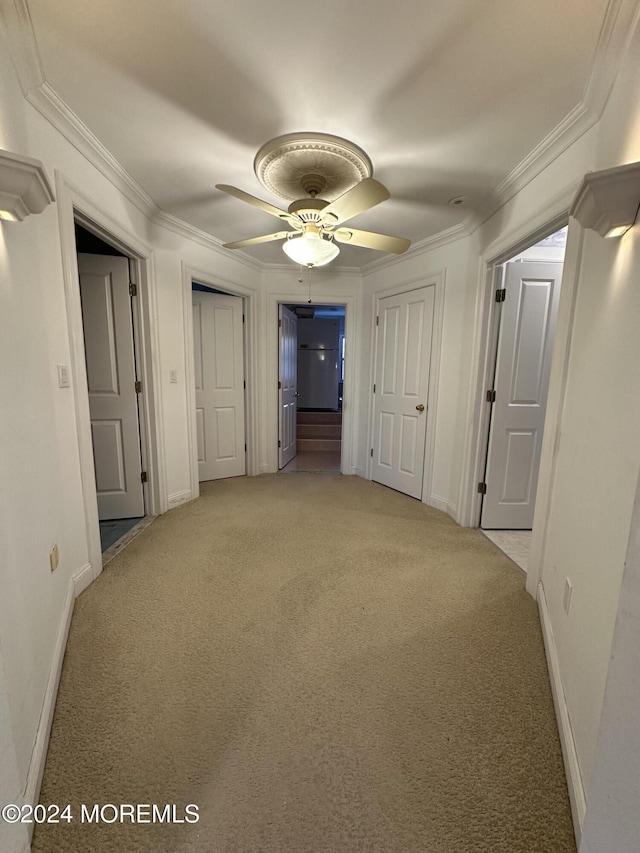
[78,253,144,520]
[278,305,297,469]
[192,290,246,482]
[481,261,563,529]
[372,286,435,499]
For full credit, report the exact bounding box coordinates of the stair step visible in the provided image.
[297,424,342,440]
[297,438,342,452]
[297,412,342,425]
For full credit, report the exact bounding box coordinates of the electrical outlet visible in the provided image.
[49,544,59,572]
[563,578,573,614]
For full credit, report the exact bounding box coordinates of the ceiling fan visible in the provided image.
[216,175,411,267]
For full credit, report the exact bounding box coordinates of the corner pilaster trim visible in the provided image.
[537,582,586,847]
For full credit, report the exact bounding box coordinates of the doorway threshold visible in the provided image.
[101,516,154,566]
[280,451,341,473]
[482,530,531,574]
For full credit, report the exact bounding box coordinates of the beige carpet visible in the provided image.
[33,475,575,853]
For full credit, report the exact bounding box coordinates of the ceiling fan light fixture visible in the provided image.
[282,232,340,267]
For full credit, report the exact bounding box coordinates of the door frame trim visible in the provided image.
[462,209,571,533]
[56,172,166,581]
[271,294,357,475]
[182,264,257,499]
[479,258,564,530]
[457,182,586,602]
[367,273,445,509]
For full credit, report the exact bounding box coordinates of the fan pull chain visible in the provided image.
[297,265,313,303]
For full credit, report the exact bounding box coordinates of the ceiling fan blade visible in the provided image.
[223,230,292,249]
[216,184,293,221]
[333,227,411,254]
[320,178,390,225]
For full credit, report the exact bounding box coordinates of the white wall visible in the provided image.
[536,12,640,810]
[579,469,640,853]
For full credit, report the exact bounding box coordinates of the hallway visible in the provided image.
[33,476,573,853]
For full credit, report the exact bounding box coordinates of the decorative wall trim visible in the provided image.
[167,489,192,508]
[537,582,586,846]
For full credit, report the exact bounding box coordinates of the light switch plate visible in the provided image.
[57,364,70,388]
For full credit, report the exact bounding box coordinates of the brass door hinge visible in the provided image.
[129,282,137,296]
[141,471,148,484]
[477,482,487,494]
[486,389,496,403]
[495,288,506,303]
[135,380,142,393]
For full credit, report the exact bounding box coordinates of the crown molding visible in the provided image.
[261,262,363,277]
[492,0,639,209]
[154,210,263,272]
[27,83,159,220]
[362,217,475,275]
[2,0,638,274]
[0,0,45,95]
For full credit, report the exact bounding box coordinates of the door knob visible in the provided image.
[416,404,425,412]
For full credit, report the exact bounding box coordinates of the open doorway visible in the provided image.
[278,304,345,473]
[479,225,567,570]
[74,223,149,556]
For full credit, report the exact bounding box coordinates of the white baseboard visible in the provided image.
[429,494,459,522]
[167,489,192,508]
[72,560,95,596]
[354,466,366,478]
[23,563,88,822]
[537,582,586,847]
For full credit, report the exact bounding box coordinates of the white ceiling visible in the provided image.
[25,0,610,267]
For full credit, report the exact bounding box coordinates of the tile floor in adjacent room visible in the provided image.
[99,517,145,552]
[280,451,342,473]
[482,530,532,573]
